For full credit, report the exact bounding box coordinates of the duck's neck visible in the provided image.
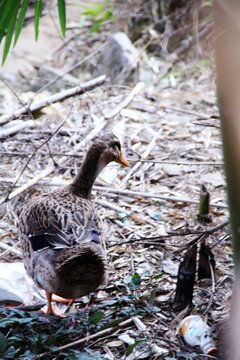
[71,148,106,199]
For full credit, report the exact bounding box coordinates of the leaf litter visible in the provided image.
[0,2,232,360]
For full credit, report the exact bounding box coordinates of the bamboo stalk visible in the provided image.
[214,0,240,357]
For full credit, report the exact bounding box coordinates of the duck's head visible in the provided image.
[72,133,129,197]
[90,133,130,168]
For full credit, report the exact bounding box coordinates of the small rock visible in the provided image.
[94,32,139,84]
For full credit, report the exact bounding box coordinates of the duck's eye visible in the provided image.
[111,141,120,150]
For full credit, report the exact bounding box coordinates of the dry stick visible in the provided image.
[104,82,144,118]
[4,112,72,201]
[121,128,162,186]
[48,29,85,57]
[93,186,228,209]
[175,22,214,57]
[160,104,218,120]
[0,75,106,126]
[0,79,57,166]
[138,160,224,166]
[0,241,21,257]
[1,82,144,204]
[108,222,230,248]
[32,43,107,101]
[0,121,106,205]
[0,120,36,138]
[95,199,155,227]
[174,219,229,254]
[203,258,215,315]
[1,74,109,202]
[35,318,133,359]
[0,151,224,166]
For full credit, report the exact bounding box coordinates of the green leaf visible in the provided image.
[14,0,30,47]
[0,0,16,43]
[203,1,212,6]
[89,311,104,324]
[152,272,164,279]
[0,331,7,353]
[131,273,141,286]
[58,0,66,37]
[0,0,13,32]
[2,0,20,65]
[81,4,104,17]
[126,340,144,356]
[34,0,42,41]
[2,346,15,359]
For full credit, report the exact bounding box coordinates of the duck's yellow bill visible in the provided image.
[115,151,130,167]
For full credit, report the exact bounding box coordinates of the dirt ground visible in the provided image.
[0,2,233,359]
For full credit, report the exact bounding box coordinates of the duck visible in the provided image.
[19,133,130,316]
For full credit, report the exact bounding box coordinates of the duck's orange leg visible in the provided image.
[41,291,70,317]
[51,294,74,306]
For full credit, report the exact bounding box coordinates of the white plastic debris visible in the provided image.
[178,315,218,356]
[0,262,45,305]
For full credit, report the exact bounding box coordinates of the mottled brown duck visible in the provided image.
[19,133,130,316]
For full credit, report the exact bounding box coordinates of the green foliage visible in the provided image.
[0,331,7,353]
[126,339,146,356]
[14,0,30,46]
[34,0,43,42]
[0,0,66,65]
[124,273,142,290]
[88,311,104,324]
[0,0,113,64]
[58,0,66,38]
[203,1,213,6]
[78,2,114,33]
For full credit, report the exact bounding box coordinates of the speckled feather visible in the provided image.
[19,185,106,298]
[18,134,129,301]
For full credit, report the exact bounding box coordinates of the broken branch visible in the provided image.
[0,75,106,125]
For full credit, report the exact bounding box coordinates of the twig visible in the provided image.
[34,317,133,359]
[103,82,144,118]
[0,78,56,165]
[0,241,21,257]
[160,104,218,120]
[175,22,214,57]
[138,160,223,166]
[93,186,228,209]
[48,29,85,57]
[95,199,155,226]
[32,44,107,99]
[0,120,36,139]
[1,81,145,203]
[121,128,162,186]
[108,235,167,248]
[0,120,107,204]
[3,112,71,201]
[174,219,229,254]
[203,257,215,315]
[0,151,224,166]
[0,75,106,125]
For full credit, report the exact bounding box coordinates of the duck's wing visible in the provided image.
[20,191,101,252]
